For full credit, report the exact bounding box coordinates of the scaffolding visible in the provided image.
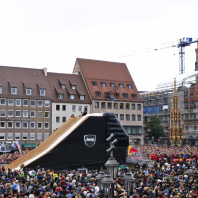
[141,73,198,139]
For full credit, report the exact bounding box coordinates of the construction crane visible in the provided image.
[119,37,198,75]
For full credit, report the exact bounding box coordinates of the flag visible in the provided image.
[1,141,6,151]
[128,145,140,156]
[16,141,22,154]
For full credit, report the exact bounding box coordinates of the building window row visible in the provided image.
[56,104,88,112]
[115,114,142,121]
[56,116,67,123]
[92,81,132,89]
[58,94,85,100]
[0,132,49,141]
[95,101,141,110]
[0,98,50,107]
[0,121,50,129]
[0,110,50,118]
[123,126,142,135]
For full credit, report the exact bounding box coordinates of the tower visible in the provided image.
[169,78,183,145]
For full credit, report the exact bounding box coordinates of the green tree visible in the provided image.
[146,115,164,142]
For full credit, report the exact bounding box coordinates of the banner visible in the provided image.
[128,145,139,156]
[16,141,22,154]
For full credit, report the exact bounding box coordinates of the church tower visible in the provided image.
[169,78,183,145]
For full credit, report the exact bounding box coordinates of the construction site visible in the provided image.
[141,38,198,145]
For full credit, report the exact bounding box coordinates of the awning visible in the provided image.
[22,143,36,148]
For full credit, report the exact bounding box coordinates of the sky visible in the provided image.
[0,0,198,91]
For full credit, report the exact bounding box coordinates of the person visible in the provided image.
[82,111,87,116]
[71,114,75,118]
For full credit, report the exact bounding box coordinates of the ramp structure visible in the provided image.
[5,113,129,171]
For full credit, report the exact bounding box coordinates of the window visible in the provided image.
[15,133,20,140]
[70,94,75,100]
[56,116,60,123]
[84,106,88,112]
[194,125,197,130]
[137,115,141,121]
[37,133,42,141]
[110,83,115,87]
[61,84,66,89]
[11,87,17,95]
[123,126,142,135]
[78,106,82,112]
[96,91,101,97]
[0,133,5,140]
[107,102,112,109]
[119,84,124,88]
[62,105,66,111]
[0,110,6,117]
[15,122,21,128]
[30,111,35,117]
[8,99,14,106]
[101,82,106,87]
[114,93,119,99]
[16,99,21,106]
[101,102,106,108]
[62,117,66,122]
[23,110,28,117]
[0,98,6,105]
[8,110,13,117]
[126,114,130,121]
[45,122,50,129]
[26,88,32,95]
[123,93,128,98]
[15,110,21,117]
[37,122,42,129]
[30,122,35,129]
[7,122,13,128]
[23,133,28,140]
[56,105,60,110]
[30,100,36,106]
[128,84,132,89]
[23,122,28,128]
[40,89,46,96]
[120,114,124,120]
[132,94,137,99]
[23,99,28,106]
[44,133,49,140]
[115,114,118,118]
[7,133,13,140]
[114,103,118,109]
[30,133,35,140]
[137,104,141,110]
[0,122,5,128]
[37,111,43,118]
[95,102,99,108]
[132,103,136,110]
[120,103,124,109]
[132,114,136,121]
[72,85,76,90]
[45,111,50,118]
[0,87,2,94]
[126,103,130,109]
[80,95,85,100]
[72,105,76,111]
[45,100,50,107]
[37,100,43,107]
[92,81,97,86]
[58,94,64,99]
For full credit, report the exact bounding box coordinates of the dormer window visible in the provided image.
[0,87,2,94]
[61,84,66,89]
[26,88,32,95]
[119,83,124,88]
[11,87,17,95]
[40,89,46,96]
[92,81,97,86]
[128,84,132,89]
[114,92,119,98]
[96,91,101,97]
[72,85,76,90]
[58,94,64,99]
[80,95,85,100]
[132,94,137,99]
[110,83,115,87]
[101,82,106,87]
[123,93,128,98]
[70,94,75,100]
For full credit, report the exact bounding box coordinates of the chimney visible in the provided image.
[43,68,47,76]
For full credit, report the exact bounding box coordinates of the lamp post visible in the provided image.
[96,167,105,189]
[101,172,114,198]
[123,172,134,197]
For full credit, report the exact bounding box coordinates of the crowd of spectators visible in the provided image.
[0,145,197,197]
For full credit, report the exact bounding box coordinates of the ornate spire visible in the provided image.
[174,77,177,96]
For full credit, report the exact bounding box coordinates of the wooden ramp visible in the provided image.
[5,116,87,170]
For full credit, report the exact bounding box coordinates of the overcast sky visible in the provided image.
[1,0,198,91]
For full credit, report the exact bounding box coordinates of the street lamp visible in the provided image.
[96,167,105,189]
[101,172,114,198]
[123,172,134,197]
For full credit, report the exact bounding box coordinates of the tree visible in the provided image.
[146,115,164,142]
